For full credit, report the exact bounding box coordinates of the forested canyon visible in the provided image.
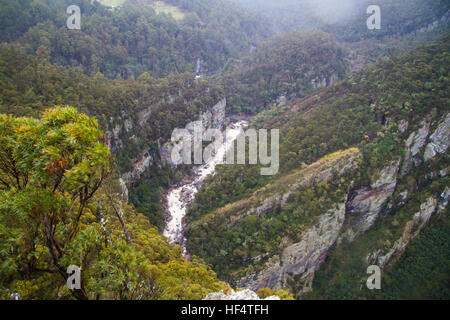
[0,0,449,301]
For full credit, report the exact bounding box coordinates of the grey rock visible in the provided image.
[424,112,450,161]
[237,203,347,297]
[204,289,280,300]
[438,186,450,213]
[124,119,133,133]
[401,120,430,175]
[121,152,153,184]
[138,105,158,127]
[344,159,400,241]
[160,98,226,166]
[397,119,409,134]
[369,197,438,268]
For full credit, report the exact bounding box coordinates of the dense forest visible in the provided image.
[0,0,270,78]
[217,30,347,114]
[233,0,450,41]
[0,0,272,231]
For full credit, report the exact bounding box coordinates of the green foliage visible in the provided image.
[233,0,450,42]
[380,218,450,299]
[1,0,270,79]
[0,44,226,228]
[256,287,295,300]
[0,108,226,300]
[185,34,450,289]
[307,177,449,300]
[128,165,172,232]
[218,30,347,114]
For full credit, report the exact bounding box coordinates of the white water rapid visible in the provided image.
[163,120,248,254]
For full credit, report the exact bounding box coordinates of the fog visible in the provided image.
[303,0,364,23]
[233,0,367,24]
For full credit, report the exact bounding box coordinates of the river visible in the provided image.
[163,120,248,255]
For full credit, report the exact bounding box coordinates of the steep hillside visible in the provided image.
[185,34,450,298]
[0,27,356,231]
[0,44,226,229]
[232,0,449,41]
[0,0,270,78]
[218,30,348,114]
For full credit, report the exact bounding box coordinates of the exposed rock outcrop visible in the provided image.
[401,119,430,175]
[121,152,153,184]
[119,178,129,204]
[311,72,339,89]
[160,98,226,166]
[204,289,280,300]
[397,119,409,134]
[412,10,450,35]
[424,112,450,161]
[343,159,401,242]
[367,195,442,268]
[137,105,157,127]
[229,148,360,227]
[120,98,226,182]
[237,202,347,297]
[106,110,135,153]
[438,186,450,213]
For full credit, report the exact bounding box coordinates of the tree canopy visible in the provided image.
[0,107,226,300]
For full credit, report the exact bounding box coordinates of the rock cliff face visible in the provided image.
[412,10,450,35]
[237,203,347,297]
[235,158,404,297]
[106,110,134,153]
[137,104,159,128]
[226,148,361,228]
[367,188,449,268]
[232,149,361,297]
[160,98,227,166]
[119,98,227,183]
[343,159,401,242]
[400,112,450,175]
[401,119,431,174]
[311,72,340,89]
[424,112,450,161]
[121,152,153,184]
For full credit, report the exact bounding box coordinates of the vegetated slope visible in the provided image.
[228,1,449,77]
[232,0,449,41]
[0,44,226,229]
[2,1,447,236]
[0,27,357,231]
[185,34,450,298]
[0,0,270,78]
[218,30,348,114]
